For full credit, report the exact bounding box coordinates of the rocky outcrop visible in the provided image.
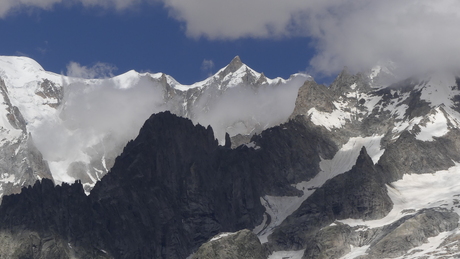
[192,229,267,259]
[377,129,460,182]
[367,208,459,258]
[302,223,360,259]
[290,80,336,118]
[35,79,64,108]
[301,208,458,259]
[268,147,392,251]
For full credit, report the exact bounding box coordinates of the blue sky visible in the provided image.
[0,1,459,84]
[0,2,317,84]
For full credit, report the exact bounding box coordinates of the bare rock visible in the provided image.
[192,229,267,259]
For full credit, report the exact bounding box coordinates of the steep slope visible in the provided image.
[0,78,52,197]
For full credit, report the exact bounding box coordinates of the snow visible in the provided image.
[111,70,141,89]
[416,107,450,141]
[244,142,261,150]
[308,106,351,130]
[257,135,384,243]
[209,232,236,242]
[0,173,15,184]
[268,249,305,259]
[418,72,459,108]
[339,245,370,259]
[338,163,460,229]
[336,163,460,258]
[393,230,458,259]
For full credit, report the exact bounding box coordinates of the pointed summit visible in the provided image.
[228,56,243,69]
[219,56,244,79]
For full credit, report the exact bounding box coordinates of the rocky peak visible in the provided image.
[218,56,244,79]
[330,67,371,94]
[290,80,336,119]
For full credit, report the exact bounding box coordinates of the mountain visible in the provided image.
[0,55,308,196]
[1,56,460,259]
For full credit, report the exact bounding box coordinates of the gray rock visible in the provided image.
[192,229,267,259]
[302,208,459,259]
[269,147,392,251]
[290,80,336,118]
[35,79,64,108]
[367,208,459,258]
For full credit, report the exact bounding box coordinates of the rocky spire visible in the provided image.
[218,56,244,79]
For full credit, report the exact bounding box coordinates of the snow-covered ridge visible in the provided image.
[0,55,310,194]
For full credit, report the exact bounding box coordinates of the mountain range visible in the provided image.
[0,55,307,196]
[0,56,460,258]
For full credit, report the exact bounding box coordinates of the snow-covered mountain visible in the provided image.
[0,55,309,195]
[2,55,460,259]
[260,67,460,259]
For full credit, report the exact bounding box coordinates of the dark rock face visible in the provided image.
[250,117,338,195]
[191,229,268,259]
[89,111,264,258]
[0,111,339,258]
[0,179,106,258]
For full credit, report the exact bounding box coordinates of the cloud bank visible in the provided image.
[66,61,117,79]
[192,76,307,142]
[33,75,167,182]
[162,0,460,78]
[3,0,460,78]
[0,0,142,17]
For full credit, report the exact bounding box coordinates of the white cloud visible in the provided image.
[200,59,214,76]
[66,61,117,79]
[162,0,460,78]
[192,76,307,141]
[4,0,460,78]
[33,75,167,172]
[163,0,307,39]
[0,0,142,17]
